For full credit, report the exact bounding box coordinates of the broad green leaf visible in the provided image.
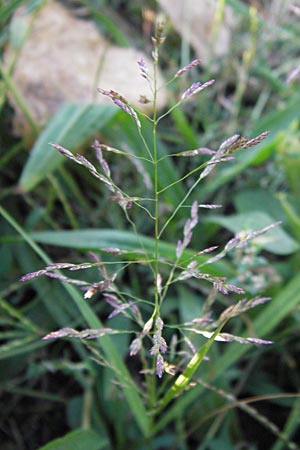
[37,429,108,450]
[9,10,31,50]
[177,286,203,323]
[206,212,299,255]
[18,103,117,192]
[234,189,286,222]
[29,228,233,277]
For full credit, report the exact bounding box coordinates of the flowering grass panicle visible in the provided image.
[20,23,275,394]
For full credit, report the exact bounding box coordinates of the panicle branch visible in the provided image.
[181,79,215,100]
[176,59,202,76]
[97,88,141,128]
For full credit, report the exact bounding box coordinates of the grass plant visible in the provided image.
[1,2,300,450]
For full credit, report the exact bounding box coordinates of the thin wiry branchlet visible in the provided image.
[51,142,135,211]
[76,154,97,173]
[217,296,272,323]
[198,131,269,181]
[189,329,273,345]
[49,142,77,162]
[42,327,118,340]
[104,293,135,320]
[129,337,142,356]
[92,140,125,156]
[198,204,222,209]
[176,201,199,258]
[20,269,47,282]
[137,58,150,80]
[150,317,167,358]
[176,59,201,76]
[181,79,215,100]
[100,247,127,255]
[196,245,219,256]
[20,264,93,282]
[131,156,153,190]
[110,194,139,210]
[178,267,244,296]
[225,237,241,251]
[98,88,141,128]
[156,354,165,378]
[142,317,153,337]
[190,314,213,327]
[240,131,270,149]
[179,132,268,162]
[178,261,199,281]
[49,143,111,187]
[83,277,116,299]
[181,147,217,157]
[156,273,162,295]
[68,263,94,271]
[205,156,234,165]
[45,272,88,286]
[219,134,244,152]
[235,221,281,248]
[22,259,117,300]
[204,237,241,265]
[184,336,197,355]
[286,65,300,84]
[45,263,75,270]
[129,316,154,357]
[213,281,245,295]
[92,140,111,177]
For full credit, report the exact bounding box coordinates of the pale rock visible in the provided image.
[5,1,167,136]
[158,0,237,62]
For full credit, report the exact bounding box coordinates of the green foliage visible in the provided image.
[1,1,300,450]
[37,429,109,450]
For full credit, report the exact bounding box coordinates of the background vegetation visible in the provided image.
[1,1,300,449]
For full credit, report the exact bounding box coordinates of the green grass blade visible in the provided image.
[27,228,233,277]
[0,335,49,360]
[0,206,150,436]
[83,6,130,46]
[0,0,24,23]
[157,323,225,412]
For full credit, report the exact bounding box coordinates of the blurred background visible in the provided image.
[1,1,300,449]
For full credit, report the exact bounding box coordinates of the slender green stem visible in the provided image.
[137,125,155,162]
[156,100,182,124]
[0,61,39,136]
[158,160,208,194]
[153,62,160,319]
[147,48,160,413]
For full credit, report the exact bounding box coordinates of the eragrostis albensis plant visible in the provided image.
[21,23,278,419]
